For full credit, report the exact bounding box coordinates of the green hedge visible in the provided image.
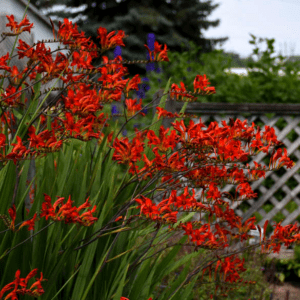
[144,34,300,105]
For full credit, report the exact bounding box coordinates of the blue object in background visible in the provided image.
[114,45,124,80]
[111,34,165,120]
[112,46,123,115]
[114,45,122,59]
[145,33,165,93]
[135,33,163,106]
[135,33,155,102]
[141,107,148,115]
[146,33,156,72]
[111,105,120,116]
[114,34,163,103]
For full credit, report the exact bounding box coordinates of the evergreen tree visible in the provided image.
[32,0,228,78]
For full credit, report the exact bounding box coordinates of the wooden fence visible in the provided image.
[153,89,300,239]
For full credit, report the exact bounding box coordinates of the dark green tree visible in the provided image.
[220,52,255,68]
[31,0,227,78]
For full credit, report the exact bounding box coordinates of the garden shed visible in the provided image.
[0,0,58,47]
[0,0,64,92]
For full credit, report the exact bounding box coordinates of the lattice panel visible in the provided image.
[192,114,300,239]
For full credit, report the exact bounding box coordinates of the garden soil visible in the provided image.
[269,281,300,299]
[266,247,300,299]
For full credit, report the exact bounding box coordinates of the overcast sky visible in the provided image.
[206,0,300,58]
[45,0,300,59]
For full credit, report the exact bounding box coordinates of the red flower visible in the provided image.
[28,126,45,149]
[124,74,141,97]
[71,51,93,69]
[193,74,210,92]
[236,182,257,200]
[136,196,160,219]
[277,148,295,169]
[115,216,123,222]
[0,269,45,299]
[39,194,56,220]
[125,98,144,117]
[0,52,11,72]
[147,126,177,153]
[204,86,216,94]
[18,213,37,231]
[77,205,98,226]
[170,81,196,101]
[144,41,169,62]
[28,272,46,296]
[7,136,30,164]
[8,204,16,231]
[60,112,81,137]
[97,27,126,51]
[207,183,222,201]
[181,222,194,237]
[144,41,169,61]
[6,15,34,35]
[112,137,144,165]
[155,107,176,119]
[40,194,98,226]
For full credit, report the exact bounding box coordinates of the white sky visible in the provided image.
[44,0,300,58]
[206,0,300,58]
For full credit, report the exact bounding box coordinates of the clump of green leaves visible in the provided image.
[145,34,300,105]
[264,244,300,283]
[151,234,272,299]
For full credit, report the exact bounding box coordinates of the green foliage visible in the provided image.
[222,52,255,68]
[152,243,272,299]
[140,35,300,240]
[33,0,227,78]
[2,5,299,297]
[264,244,300,283]
[145,34,300,104]
[0,77,197,300]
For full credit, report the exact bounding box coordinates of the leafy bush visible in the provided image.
[144,34,300,105]
[152,235,272,299]
[264,244,300,283]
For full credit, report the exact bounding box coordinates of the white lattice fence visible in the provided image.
[151,90,300,240]
[191,114,300,239]
[150,90,300,247]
